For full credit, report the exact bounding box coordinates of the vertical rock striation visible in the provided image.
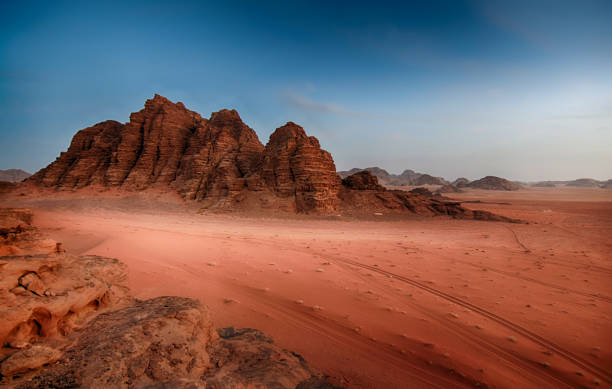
[261,122,341,213]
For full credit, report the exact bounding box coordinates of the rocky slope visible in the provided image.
[466,176,521,191]
[0,170,31,183]
[0,209,340,388]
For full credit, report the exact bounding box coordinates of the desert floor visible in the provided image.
[8,187,612,388]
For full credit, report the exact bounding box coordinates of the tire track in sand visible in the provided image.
[323,254,612,385]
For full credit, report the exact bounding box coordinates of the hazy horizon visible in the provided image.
[1,1,611,182]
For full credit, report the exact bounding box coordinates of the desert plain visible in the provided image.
[3,185,611,389]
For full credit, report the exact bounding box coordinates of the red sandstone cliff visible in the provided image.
[28,95,516,220]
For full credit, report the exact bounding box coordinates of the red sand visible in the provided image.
[17,187,612,388]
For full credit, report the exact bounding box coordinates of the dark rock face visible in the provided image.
[467,176,521,191]
[341,171,384,191]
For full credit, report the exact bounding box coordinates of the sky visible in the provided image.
[1,0,611,181]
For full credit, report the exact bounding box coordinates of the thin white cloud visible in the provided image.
[283,93,369,118]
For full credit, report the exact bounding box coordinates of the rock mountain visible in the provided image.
[28,95,514,220]
[29,95,341,213]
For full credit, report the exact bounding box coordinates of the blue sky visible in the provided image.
[1,0,611,181]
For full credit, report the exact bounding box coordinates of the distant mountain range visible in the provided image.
[531,178,612,189]
[337,168,522,190]
[0,169,31,182]
[337,167,448,186]
[338,168,611,191]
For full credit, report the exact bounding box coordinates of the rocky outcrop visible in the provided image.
[11,299,338,389]
[0,251,131,351]
[205,327,341,389]
[261,122,341,213]
[467,176,521,191]
[0,170,31,183]
[0,209,56,257]
[17,297,216,388]
[341,170,384,191]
